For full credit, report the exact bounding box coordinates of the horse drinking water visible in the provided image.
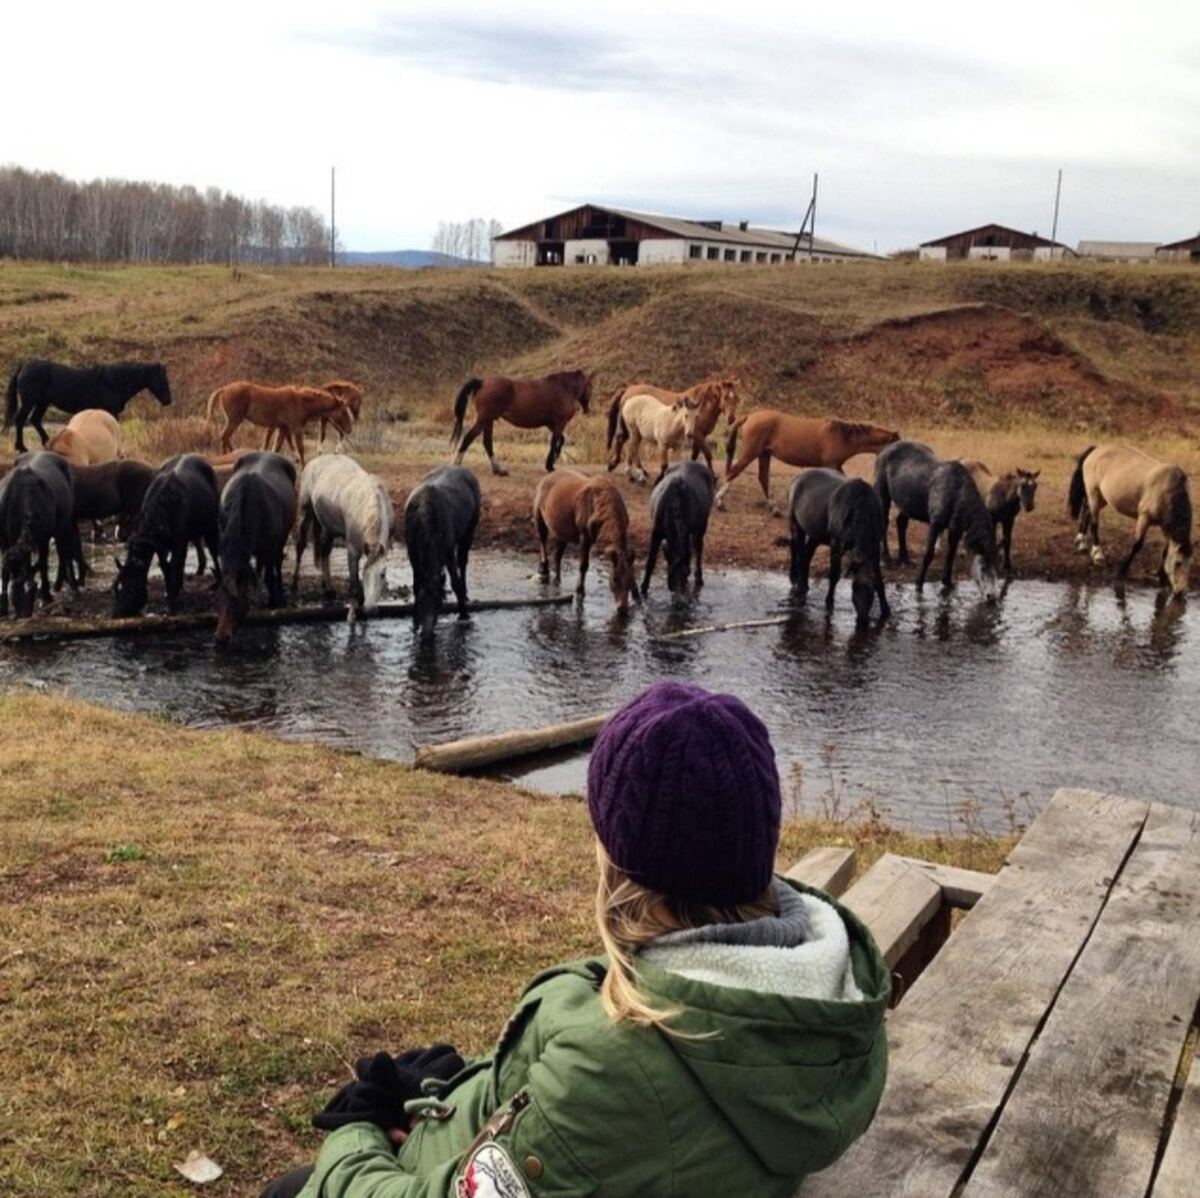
[533,471,638,615]
[961,460,1039,575]
[875,440,1000,599]
[607,378,739,471]
[0,452,80,617]
[293,454,393,617]
[112,455,221,617]
[606,393,699,484]
[4,359,171,453]
[1068,443,1192,596]
[450,370,592,476]
[787,469,890,622]
[641,462,715,596]
[403,465,481,639]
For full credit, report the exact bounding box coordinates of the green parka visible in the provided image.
[297,880,890,1198]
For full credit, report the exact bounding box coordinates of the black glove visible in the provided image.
[313,1045,465,1132]
[390,1044,464,1083]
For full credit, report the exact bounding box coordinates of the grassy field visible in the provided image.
[0,691,1014,1198]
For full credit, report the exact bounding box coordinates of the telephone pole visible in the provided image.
[1050,168,1063,246]
[791,174,818,261]
[330,166,336,268]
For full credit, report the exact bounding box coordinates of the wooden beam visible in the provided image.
[0,594,574,643]
[413,711,613,775]
[650,615,791,642]
[839,853,942,968]
[894,855,995,909]
[966,801,1200,1198]
[1154,1030,1200,1197]
[784,846,856,897]
[801,788,1150,1198]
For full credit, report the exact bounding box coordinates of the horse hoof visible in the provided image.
[1090,548,1106,566]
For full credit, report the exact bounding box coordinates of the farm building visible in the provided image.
[1077,240,1159,263]
[1156,234,1200,262]
[918,223,1075,262]
[492,204,876,268]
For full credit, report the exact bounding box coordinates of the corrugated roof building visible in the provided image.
[492,203,877,267]
[918,223,1074,262]
[1077,240,1159,262]
[1156,234,1200,262]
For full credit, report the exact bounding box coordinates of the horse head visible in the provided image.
[968,540,1000,603]
[3,542,36,618]
[1165,538,1192,598]
[111,548,151,618]
[360,542,389,613]
[329,400,355,440]
[674,398,700,440]
[608,546,638,616]
[720,378,741,427]
[215,574,248,644]
[148,363,173,407]
[1017,469,1040,513]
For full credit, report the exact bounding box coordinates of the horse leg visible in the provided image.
[941,528,963,591]
[575,534,591,599]
[877,478,893,563]
[347,547,363,607]
[896,513,911,566]
[1118,512,1151,578]
[37,544,52,603]
[693,529,706,589]
[874,551,891,619]
[757,453,780,515]
[715,446,755,509]
[789,521,808,593]
[30,402,50,447]
[456,516,477,614]
[553,540,566,585]
[193,538,207,579]
[1158,543,1171,588]
[627,428,645,483]
[1001,514,1015,575]
[545,428,564,472]
[14,395,38,453]
[206,526,221,588]
[480,421,508,477]
[534,509,552,582]
[655,442,671,486]
[261,426,275,450]
[826,543,843,611]
[318,529,337,599]
[1086,492,1105,565]
[642,526,663,596]
[449,550,470,619]
[454,419,482,464]
[291,509,312,591]
[916,522,943,589]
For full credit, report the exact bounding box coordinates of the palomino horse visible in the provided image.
[403,465,481,639]
[450,370,592,476]
[112,455,221,617]
[533,471,638,615]
[606,393,698,484]
[215,452,298,642]
[787,469,890,622]
[0,451,81,616]
[642,461,715,596]
[293,454,393,616]
[717,410,899,511]
[48,409,124,466]
[961,460,1039,575]
[1069,443,1192,596]
[4,358,171,453]
[261,379,361,452]
[206,382,351,467]
[607,378,739,469]
[875,440,999,599]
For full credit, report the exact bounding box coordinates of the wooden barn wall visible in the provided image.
[928,225,1051,258]
[497,207,681,244]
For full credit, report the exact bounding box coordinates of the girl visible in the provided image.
[267,681,889,1198]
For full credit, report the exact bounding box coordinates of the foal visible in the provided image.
[962,460,1039,574]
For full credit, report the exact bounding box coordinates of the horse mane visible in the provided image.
[1165,478,1193,551]
[830,418,885,439]
[659,477,692,591]
[220,476,258,588]
[586,482,628,546]
[545,369,587,395]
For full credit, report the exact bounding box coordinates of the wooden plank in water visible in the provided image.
[784,846,856,897]
[0,594,574,643]
[965,801,1200,1198]
[894,855,995,909]
[839,853,942,968]
[650,614,792,642]
[800,788,1150,1198]
[1154,1034,1200,1198]
[413,711,614,775]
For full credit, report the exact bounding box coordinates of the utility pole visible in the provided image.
[1050,168,1063,246]
[330,166,336,268]
[791,173,818,261]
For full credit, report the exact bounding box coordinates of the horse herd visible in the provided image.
[0,358,1194,641]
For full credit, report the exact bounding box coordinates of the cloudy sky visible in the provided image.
[7,1,1198,252]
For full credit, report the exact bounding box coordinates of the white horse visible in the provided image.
[292,454,393,616]
[607,393,699,484]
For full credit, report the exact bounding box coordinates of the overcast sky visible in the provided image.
[7,1,1198,252]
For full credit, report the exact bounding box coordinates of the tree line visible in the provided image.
[431,218,505,263]
[0,166,332,266]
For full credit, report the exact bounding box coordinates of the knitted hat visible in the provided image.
[587,681,781,907]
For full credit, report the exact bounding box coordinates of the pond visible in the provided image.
[3,550,1197,833]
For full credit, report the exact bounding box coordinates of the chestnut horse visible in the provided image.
[607,377,739,469]
[261,379,362,451]
[451,370,592,476]
[717,410,899,511]
[532,471,638,615]
[206,382,350,467]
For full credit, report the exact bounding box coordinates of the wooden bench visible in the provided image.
[791,788,1200,1197]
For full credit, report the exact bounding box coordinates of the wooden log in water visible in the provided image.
[413,710,614,775]
[0,594,574,644]
[651,614,793,642]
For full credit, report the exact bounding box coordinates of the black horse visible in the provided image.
[788,468,890,621]
[215,452,297,642]
[112,455,221,617]
[0,452,81,617]
[404,465,481,639]
[641,461,715,596]
[875,440,1000,599]
[73,459,156,543]
[4,359,172,453]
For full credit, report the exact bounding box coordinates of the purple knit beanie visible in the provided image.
[587,681,781,906]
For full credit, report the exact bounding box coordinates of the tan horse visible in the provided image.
[1068,443,1192,595]
[532,470,638,614]
[48,409,123,465]
[607,378,739,469]
[206,382,350,467]
[451,370,592,476]
[718,410,900,511]
[606,393,699,484]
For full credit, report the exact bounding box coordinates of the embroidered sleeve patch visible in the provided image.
[456,1142,532,1198]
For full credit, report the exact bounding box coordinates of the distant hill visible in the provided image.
[337,250,480,269]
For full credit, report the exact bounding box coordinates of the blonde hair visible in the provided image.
[594,841,778,1035]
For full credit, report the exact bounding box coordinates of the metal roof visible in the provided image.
[1077,240,1159,259]
[1158,233,1200,251]
[919,223,1072,251]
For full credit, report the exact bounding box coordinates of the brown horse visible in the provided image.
[206,382,350,467]
[717,410,899,512]
[451,370,592,476]
[260,379,363,451]
[606,377,739,469]
[532,470,638,614]
[961,459,1040,574]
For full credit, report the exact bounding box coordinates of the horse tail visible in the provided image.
[3,362,21,432]
[205,386,225,427]
[450,378,482,448]
[725,417,746,473]
[663,482,691,592]
[1068,445,1095,519]
[605,387,625,450]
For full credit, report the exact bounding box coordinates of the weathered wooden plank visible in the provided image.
[1154,1033,1200,1198]
[839,854,941,968]
[413,711,613,774]
[894,856,995,909]
[784,847,856,897]
[966,801,1200,1198]
[650,615,791,642]
[801,789,1149,1198]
